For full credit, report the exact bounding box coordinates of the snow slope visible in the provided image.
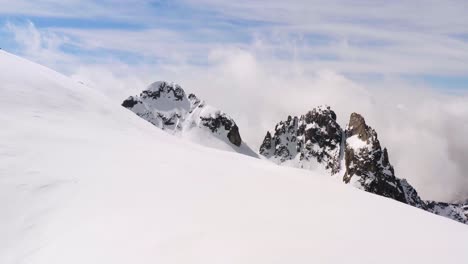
[1,50,468,264]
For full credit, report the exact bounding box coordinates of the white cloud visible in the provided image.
[3,21,78,71]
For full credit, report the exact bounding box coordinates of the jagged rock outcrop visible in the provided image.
[122,81,243,148]
[399,179,427,209]
[343,113,408,203]
[200,114,241,146]
[259,106,342,173]
[426,201,468,224]
[260,106,467,225]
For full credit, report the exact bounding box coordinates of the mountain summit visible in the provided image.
[122,81,255,156]
[259,106,342,173]
[260,106,468,224]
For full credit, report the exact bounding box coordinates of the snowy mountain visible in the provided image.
[260,106,468,224]
[2,50,468,264]
[122,81,256,156]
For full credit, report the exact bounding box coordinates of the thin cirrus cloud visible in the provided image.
[1,0,467,78]
[1,1,468,202]
[0,0,155,19]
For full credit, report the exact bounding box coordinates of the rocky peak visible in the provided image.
[122,81,243,149]
[259,106,342,173]
[347,113,371,142]
[259,131,272,153]
[144,81,186,101]
[343,113,408,203]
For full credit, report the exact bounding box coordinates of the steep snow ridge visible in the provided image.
[122,81,256,157]
[2,50,468,264]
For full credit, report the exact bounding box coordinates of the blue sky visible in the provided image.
[0,0,467,90]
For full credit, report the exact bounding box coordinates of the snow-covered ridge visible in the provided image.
[122,81,256,156]
[260,108,468,224]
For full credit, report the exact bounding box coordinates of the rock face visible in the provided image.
[399,179,427,209]
[200,114,241,146]
[259,106,342,173]
[122,81,243,148]
[343,113,407,203]
[260,106,467,224]
[426,202,468,224]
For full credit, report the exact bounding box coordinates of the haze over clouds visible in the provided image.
[1,0,467,202]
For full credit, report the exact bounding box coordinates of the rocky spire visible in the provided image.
[343,113,408,203]
[347,113,371,141]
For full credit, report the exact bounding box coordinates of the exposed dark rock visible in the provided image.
[400,179,427,209]
[188,93,201,109]
[259,106,342,172]
[426,201,468,224]
[227,125,242,147]
[259,131,272,155]
[200,114,242,146]
[347,113,371,141]
[122,96,139,108]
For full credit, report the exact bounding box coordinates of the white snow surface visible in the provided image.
[346,134,369,150]
[1,50,468,264]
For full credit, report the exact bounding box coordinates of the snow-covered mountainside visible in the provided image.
[260,106,468,224]
[2,50,468,264]
[122,81,256,156]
